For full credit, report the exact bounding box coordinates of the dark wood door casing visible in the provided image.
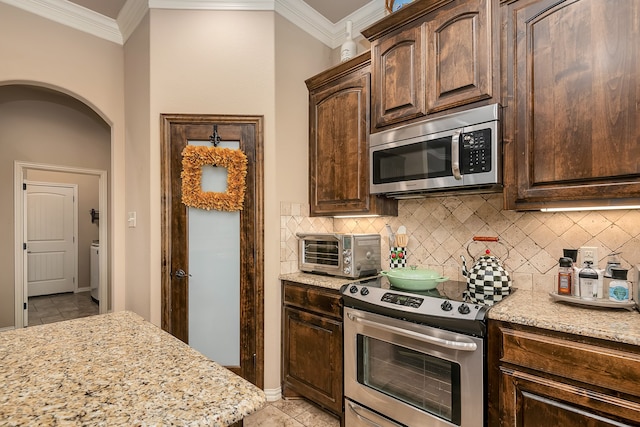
[160,114,264,388]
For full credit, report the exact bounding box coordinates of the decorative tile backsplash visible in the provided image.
[280,194,640,292]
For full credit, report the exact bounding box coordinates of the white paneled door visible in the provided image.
[25,183,77,297]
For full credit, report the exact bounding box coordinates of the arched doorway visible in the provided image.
[0,84,111,328]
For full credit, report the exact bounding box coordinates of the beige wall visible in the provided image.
[146,8,277,328]
[0,85,110,327]
[124,13,152,319]
[0,2,127,325]
[274,14,332,393]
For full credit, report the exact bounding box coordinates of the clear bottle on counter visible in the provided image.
[563,248,579,296]
[557,257,573,295]
[609,267,630,302]
[578,261,599,299]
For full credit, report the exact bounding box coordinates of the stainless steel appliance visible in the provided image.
[342,277,493,427]
[370,103,502,198]
[297,233,381,278]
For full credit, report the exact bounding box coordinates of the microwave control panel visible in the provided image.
[460,129,492,174]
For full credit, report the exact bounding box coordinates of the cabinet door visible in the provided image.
[426,0,492,113]
[503,0,640,210]
[310,69,369,215]
[309,64,396,217]
[500,369,640,426]
[282,306,343,414]
[371,23,426,129]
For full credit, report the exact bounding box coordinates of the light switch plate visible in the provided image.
[128,211,137,228]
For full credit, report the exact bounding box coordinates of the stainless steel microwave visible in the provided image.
[370,104,502,198]
[297,233,381,278]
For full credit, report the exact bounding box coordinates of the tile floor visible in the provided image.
[28,291,99,326]
[244,398,340,427]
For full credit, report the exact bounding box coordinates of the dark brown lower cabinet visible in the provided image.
[281,281,343,423]
[488,320,640,426]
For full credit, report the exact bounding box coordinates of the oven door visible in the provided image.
[344,307,484,427]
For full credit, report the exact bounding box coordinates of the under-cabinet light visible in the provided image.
[333,214,381,218]
[540,205,640,212]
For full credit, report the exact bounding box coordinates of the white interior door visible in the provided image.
[25,183,77,297]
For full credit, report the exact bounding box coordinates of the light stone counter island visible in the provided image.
[0,311,265,426]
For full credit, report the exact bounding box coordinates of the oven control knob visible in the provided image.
[360,287,370,296]
[458,303,471,315]
[349,285,359,294]
[440,300,453,311]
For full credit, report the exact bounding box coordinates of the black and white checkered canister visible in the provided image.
[464,255,512,305]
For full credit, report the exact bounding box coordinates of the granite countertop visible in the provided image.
[489,289,640,347]
[0,311,265,426]
[279,272,371,291]
[280,272,640,347]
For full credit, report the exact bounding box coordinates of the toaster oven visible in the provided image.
[297,233,381,278]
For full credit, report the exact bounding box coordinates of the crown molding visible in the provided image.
[118,0,148,43]
[1,0,386,48]
[0,0,122,44]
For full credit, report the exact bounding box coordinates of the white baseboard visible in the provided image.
[76,286,91,293]
[0,325,16,332]
[263,387,282,402]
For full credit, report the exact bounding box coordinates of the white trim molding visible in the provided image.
[263,386,282,402]
[1,0,122,44]
[0,0,385,48]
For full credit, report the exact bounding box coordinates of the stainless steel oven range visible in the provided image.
[342,277,495,427]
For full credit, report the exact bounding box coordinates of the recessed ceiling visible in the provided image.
[302,0,374,23]
[68,0,127,19]
[68,0,377,23]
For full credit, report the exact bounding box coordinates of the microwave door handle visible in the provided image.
[347,313,477,351]
[451,129,462,180]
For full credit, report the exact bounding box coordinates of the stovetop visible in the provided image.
[341,276,505,337]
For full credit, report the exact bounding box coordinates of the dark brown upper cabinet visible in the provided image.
[502,0,640,210]
[306,52,398,217]
[426,0,493,113]
[363,0,496,132]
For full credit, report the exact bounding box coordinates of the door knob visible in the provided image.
[173,269,191,278]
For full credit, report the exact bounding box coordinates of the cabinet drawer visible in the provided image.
[283,281,342,319]
[499,326,640,397]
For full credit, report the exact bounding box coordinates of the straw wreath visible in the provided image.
[181,145,248,211]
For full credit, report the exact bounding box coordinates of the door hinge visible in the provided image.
[23,243,27,250]
[24,302,27,310]
[23,183,26,190]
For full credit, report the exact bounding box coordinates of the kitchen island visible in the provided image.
[0,311,265,426]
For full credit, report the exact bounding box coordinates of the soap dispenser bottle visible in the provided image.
[609,268,630,302]
[578,261,599,299]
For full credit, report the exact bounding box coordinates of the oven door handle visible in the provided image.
[451,129,462,180]
[348,313,478,352]
[347,401,388,427]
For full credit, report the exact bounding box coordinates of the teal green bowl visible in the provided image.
[380,267,448,291]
